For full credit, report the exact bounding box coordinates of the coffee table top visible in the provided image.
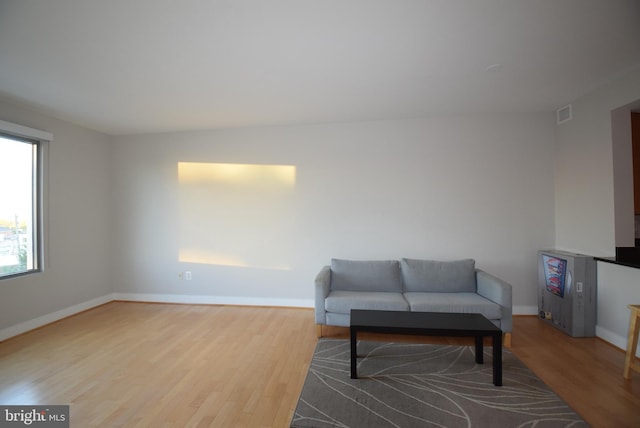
[350,309,501,334]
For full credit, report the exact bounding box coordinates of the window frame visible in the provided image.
[0,120,52,280]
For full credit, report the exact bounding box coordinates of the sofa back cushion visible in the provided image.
[401,258,476,292]
[330,259,402,292]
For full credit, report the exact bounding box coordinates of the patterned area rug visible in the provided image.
[291,339,587,428]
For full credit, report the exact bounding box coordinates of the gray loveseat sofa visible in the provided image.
[315,258,512,344]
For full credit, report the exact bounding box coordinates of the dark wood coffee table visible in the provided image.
[350,309,503,386]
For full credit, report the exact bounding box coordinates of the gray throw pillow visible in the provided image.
[330,259,402,292]
[401,258,476,292]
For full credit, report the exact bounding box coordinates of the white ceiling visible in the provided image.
[1,0,639,136]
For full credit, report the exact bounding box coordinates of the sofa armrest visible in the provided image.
[314,265,331,324]
[476,269,513,333]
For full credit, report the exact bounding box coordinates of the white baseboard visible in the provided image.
[112,293,314,309]
[513,305,538,315]
[515,308,634,354]
[0,294,114,342]
[596,324,636,354]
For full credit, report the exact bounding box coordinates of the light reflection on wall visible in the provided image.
[178,162,296,270]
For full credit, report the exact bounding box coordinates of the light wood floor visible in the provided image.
[0,302,638,427]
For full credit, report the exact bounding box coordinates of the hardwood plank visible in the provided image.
[0,303,316,427]
[509,316,640,428]
[0,303,638,427]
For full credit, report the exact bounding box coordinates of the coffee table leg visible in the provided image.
[475,336,483,364]
[350,327,358,379]
[493,333,502,386]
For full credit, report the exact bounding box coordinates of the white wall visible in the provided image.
[554,68,640,255]
[0,98,113,336]
[112,113,555,313]
[1,68,638,347]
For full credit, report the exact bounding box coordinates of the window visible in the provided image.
[0,120,51,279]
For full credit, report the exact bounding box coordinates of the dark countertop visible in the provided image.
[595,247,640,269]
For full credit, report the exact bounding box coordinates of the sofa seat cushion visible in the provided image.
[401,258,476,292]
[325,291,409,314]
[403,292,502,320]
[331,259,402,292]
